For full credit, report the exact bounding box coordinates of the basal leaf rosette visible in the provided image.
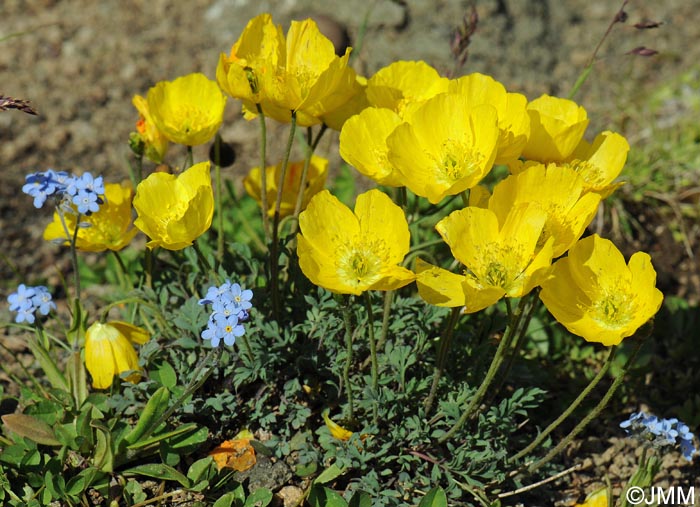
[244,155,329,218]
[387,94,499,204]
[366,60,449,118]
[540,235,663,346]
[487,164,602,258]
[133,162,214,250]
[520,94,589,163]
[416,203,554,313]
[147,73,226,146]
[297,189,415,295]
[85,321,150,389]
[44,181,138,252]
[448,73,530,165]
[339,106,404,186]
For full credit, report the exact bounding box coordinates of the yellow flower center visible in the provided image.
[564,159,602,187]
[337,240,384,289]
[591,287,634,329]
[168,104,211,133]
[433,140,483,184]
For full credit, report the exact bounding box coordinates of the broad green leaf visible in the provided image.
[125,463,190,487]
[418,486,447,507]
[308,485,348,507]
[1,414,60,446]
[244,488,273,507]
[213,492,236,507]
[314,463,345,485]
[348,491,372,507]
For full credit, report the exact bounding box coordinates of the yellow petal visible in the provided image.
[323,411,353,441]
[415,258,467,307]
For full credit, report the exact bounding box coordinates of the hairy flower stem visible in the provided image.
[270,112,297,321]
[438,294,532,444]
[364,292,379,424]
[361,290,394,370]
[291,124,328,230]
[213,134,224,265]
[424,307,461,415]
[511,346,617,463]
[340,296,355,419]
[256,104,270,244]
[56,208,82,301]
[527,336,645,474]
[185,146,194,170]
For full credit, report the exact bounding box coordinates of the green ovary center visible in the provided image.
[337,242,384,288]
[434,140,482,184]
[591,290,633,329]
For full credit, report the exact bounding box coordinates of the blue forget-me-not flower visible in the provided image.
[198,280,253,347]
[620,411,698,461]
[7,284,56,324]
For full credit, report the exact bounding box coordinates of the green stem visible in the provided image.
[527,335,645,474]
[340,296,355,419]
[192,241,212,273]
[148,347,222,435]
[256,104,270,244]
[270,112,297,320]
[568,0,629,99]
[56,207,82,300]
[110,250,130,290]
[511,346,617,463]
[213,134,224,265]
[438,294,531,444]
[185,146,194,170]
[424,307,461,414]
[291,124,328,229]
[376,290,395,354]
[363,292,379,424]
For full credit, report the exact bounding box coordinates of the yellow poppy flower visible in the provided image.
[85,321,150,390]
[339,107,404,186]
[132,94,169,163]
[448,73,530,164]
[387,94,500,204]
[297,189,415,295]
[366,60,449,118]
[218,14,358,127]
[133,162,214,250]
[43,182,138,252]
[244,155,329,218]
[521,94,589,163]
[488,164,602,257]
[320,74,370,131]
[564,130,630,197]
[416,204,554,313]
[147,73,226,146]
[216,13,288,120]
[540,235,663,346]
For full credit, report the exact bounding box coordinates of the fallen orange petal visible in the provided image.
[209,438,257,472]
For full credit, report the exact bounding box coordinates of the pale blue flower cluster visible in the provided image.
[198,281,253,347]
[620,411,698,461]
[7,284,56,324]
[22,169,105,214]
